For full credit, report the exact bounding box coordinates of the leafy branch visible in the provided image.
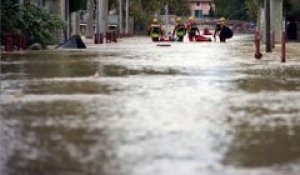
[1,0,65,47]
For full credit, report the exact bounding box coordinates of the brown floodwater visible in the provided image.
[1,35,300,175]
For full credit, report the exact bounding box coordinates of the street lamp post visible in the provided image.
[125,0,129,34]
[265,0,272,52]
[165,3,169,26]
[86,0,95,39]
[281,18,286,62]
[119,0,123,36]
[96,0,106,44]
[65,0,70,40]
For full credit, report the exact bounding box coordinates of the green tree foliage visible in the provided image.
[110,0,190,31]
[165,0,190,16]
[285,0,300,19]
[1,0,65,46]
[215,0,249,20]
[108,0,118,11]
[138,0,190,16]
[244,0,300,21]
[244,0,261,20]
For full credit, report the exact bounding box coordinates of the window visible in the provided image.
[195,10,203,18]
[196,2,200,6]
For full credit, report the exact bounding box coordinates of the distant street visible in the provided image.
[1,35,300,175]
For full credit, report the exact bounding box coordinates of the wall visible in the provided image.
[190,2,211,17]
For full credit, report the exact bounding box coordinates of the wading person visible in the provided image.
[148,18,163,42]
[203,26,212,35]
[186,16,200,42]
[214,17,233,43]
[173,17,186,42]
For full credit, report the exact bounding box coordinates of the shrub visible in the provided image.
[1,0,65,47]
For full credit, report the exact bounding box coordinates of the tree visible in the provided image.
[244,0,300,21]
[245,0,261,20]
[167,0,190,16]
[109,0,190,31]
[1,0,65,47]
[285,0,300,20]
[215,0,249,20]
[108,0,118,11]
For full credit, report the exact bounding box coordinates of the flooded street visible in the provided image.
[1,35,300,175]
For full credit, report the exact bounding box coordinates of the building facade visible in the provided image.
[188,0,215,18]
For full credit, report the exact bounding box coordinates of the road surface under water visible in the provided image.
[1,35,300,175]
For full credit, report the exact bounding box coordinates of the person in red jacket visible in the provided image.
[185,17,200,42]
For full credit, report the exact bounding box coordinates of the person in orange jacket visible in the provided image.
[185,16,200,42]
[186,17,200,42]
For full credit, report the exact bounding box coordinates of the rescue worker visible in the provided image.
[148,18,163,42]
[185,16,200,42]
[214,17,233,42]
[173,17,186,42]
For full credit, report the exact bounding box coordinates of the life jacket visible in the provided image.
[176,24,186,37]
[188,23,198,35]
[150,24,161,39]
[151,25,161,34]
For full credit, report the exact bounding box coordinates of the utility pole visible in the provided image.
[165,3,169,26]
[86,0,95,38]
[0,1,1,58]
[125,0,129,34]
[71,11,80,35]
[103,0,109,34]
[96,0,106,43]
[65,0,70,39]
[265,0,272,52]
[119,0,123,35]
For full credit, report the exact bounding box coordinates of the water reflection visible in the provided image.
[22,81,120,95]
[0,100,128,175]
[1,55,99,80]
[223,93,300,167]
[1,35,300,175]
[224,124,300,167]
[235,77,300,92]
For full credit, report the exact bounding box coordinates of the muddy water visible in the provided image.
[1,35,300,175]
